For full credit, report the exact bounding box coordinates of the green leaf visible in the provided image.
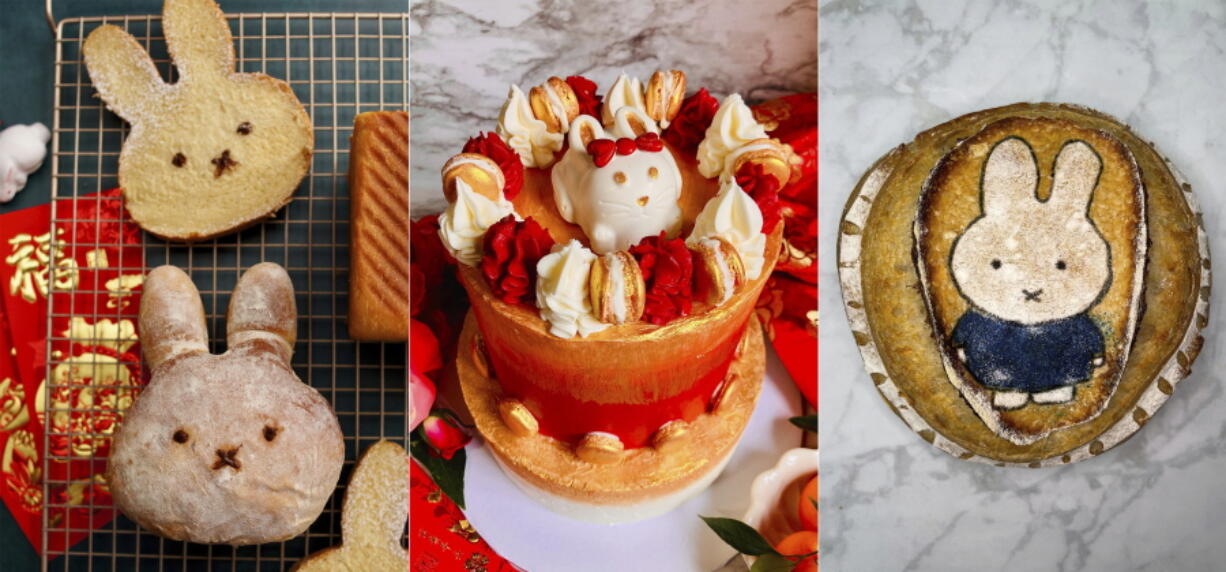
[410,435,467,509]
[699,516,779,557]
[751,553,799,572]
[789,414,817,433]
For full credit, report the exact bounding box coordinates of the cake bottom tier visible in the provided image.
[458,312,766,523]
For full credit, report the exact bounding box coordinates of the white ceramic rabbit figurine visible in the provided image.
[0,123,50,203]
[551,110,683,254]
[949,137,1109,410]
[83,0,312,241]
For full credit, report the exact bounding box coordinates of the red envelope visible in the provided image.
[0,189,145,555]
[410,461,521,572]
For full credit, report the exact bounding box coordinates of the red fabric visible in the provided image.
[0,189,145,554]
[410,461,520,571]
[751,94,818,408]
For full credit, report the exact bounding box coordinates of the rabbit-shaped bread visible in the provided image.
[108,263,344,545]
[83,0,312,241]
[916,117,1146,445]
[293,441,408,571]
[551,110,683,254]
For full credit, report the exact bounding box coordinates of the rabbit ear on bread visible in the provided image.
[140,266,208,370]
[162,0,236,83]
[1049,140,1102,214]
[981,136,1038,217]
[226,262,297,364]
[82,25,168,123]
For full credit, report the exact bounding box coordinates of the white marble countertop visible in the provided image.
[409,0,817,215]
[820,1,1226,570]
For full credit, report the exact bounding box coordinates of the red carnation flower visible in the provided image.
[480,215,555,305]
[629,232,695,325]
[662,88,720,152]
[463,132,525,200]
[735,162,784,233]
[565,75,603,119]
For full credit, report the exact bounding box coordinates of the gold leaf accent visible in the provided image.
[576,433,624,464]
[651,420,690,454]
[497,398,539,437]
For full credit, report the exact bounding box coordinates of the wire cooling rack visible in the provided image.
[42,11,408,570]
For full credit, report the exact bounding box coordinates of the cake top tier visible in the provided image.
[438,70,799,338]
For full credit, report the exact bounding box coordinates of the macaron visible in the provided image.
[442,153,505,203]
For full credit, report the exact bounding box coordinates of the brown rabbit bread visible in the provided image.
[83,0,312,241]
[293,440,409,571]
[108,263,344,545]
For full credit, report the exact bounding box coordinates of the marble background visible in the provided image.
[820,1,1226,571]
[409,0,817,215]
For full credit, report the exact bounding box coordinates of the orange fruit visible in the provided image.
[799,474,818,532]
[775,530,818,572]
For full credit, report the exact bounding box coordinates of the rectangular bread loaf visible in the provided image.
[347,111,409,341]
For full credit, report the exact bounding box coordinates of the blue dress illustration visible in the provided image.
[952,310,1104,394]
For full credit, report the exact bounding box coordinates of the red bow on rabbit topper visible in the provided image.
[586,133,665,168]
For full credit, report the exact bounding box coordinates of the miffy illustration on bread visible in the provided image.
[108,263,344,545]
[949,137,1109,410]
[83,0,312,241]
[551,110,683,254]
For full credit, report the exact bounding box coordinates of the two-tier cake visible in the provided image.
[438,70,796,522]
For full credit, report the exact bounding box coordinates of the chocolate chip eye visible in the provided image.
[991,259,1002,269]
[1056,260,1067,270]
[613,171,627,184]
[172,153,187,167]
[647,166,659,179]
[237,122,253,135]
[263,425,279,442]
[172,429,189,444]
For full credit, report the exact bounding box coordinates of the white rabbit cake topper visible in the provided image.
[551,110,683,254]
[108,263,344,544]
[83,0,312,241]
[916,117,1146,446]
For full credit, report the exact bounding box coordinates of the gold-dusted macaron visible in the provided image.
[692,237,746,305]
[645,69,686,128]
[529,77,580,134]
[588,251,646,324]
[729,138,791,188]
[576,432,625,464]
[651,420,690,454]
[442,153,505,203]
[497,397,539,437]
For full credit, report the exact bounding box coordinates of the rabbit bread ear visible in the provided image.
[226,262,296,363]
[1050,140,1102,213]
[83,25,166,123]
[163,0,236,83]
[140,266,208,370]
[981,136,1038,217]
[340,441,408,551]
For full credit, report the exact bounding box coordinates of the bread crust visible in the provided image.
[837,103,1209,465]
[347,111,410,341]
